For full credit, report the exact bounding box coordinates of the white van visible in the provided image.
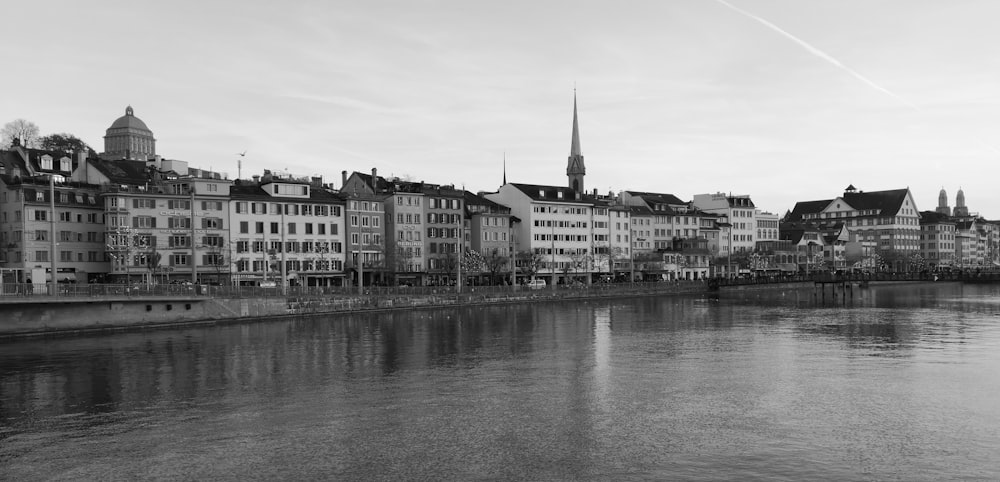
[526,279,546,290]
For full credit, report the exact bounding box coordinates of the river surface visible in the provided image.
[2,282,1000,481]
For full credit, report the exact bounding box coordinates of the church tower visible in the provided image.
[954,188,969,217]
[936,188,951,216]
[566,92,586,193]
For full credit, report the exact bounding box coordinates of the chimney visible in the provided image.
[371,168,377,192]
[341,170,347,189]
[310,176,323,187]
[252,174,260,184]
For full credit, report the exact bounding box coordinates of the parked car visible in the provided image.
[526,279,546,290]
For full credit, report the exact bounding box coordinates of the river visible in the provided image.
[2,282,999,480]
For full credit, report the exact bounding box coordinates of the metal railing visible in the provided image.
[0,280,710,301]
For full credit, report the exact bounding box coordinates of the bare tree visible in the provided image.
[461,249,486,284]
[482,248,509,285]
[205,241,232,284]
[567,250,591,282]
[2,119,41,148]
[106,225,150,283]
[515,250,545,283]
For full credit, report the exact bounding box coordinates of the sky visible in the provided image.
[4,0,1000,218]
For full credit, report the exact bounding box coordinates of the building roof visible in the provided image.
[88,158,152,184]
[789,188,910,220]
[919,210,954,225]
[624,191,686,206]
[508,183,591,204]
[463,190,509,214]
[230,183,344,204]
[108,106,151,132]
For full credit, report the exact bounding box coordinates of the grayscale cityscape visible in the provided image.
[2,1,999,480]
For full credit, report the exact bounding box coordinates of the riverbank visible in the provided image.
[0,282,709,339]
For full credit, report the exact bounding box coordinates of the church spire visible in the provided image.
[566,90,586,193]
[502,152,507,185]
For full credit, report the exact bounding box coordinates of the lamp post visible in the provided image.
[280,204,287,295]
[456,213,463,294]
[49,175,57,297]
[190,186,197,285]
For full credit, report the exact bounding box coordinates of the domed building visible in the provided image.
[101,106,156,160]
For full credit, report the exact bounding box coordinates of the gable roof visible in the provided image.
[789,189,911,220]
[509,183,591,204]
[624,191,686,206]
[230,183,343,203]
[88,158,152,184]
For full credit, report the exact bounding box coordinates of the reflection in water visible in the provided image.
[2,284,1000,480]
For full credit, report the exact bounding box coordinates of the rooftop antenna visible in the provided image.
[237,151,246,179]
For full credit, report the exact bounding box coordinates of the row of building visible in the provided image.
[2,102,998,287]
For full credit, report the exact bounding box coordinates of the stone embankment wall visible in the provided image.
[0,283,709,338]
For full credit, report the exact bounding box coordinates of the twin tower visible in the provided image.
[937,188,969,217]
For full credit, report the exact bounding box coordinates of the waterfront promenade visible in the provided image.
[3,272,996,338]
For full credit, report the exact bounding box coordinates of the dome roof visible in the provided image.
[108,106,150,131]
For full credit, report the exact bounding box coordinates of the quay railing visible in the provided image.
[5,271,996,302]
[711,270,1000,288]
[0,280,710,301]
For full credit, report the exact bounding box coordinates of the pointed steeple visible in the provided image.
[570,94,582,157]
[502,152,507,185]
[566,90,586,193]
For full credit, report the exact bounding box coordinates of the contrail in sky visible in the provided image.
[714,0,1000,156]
[714,0,920,110]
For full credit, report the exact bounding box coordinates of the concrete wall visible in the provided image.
[0,297,289,337]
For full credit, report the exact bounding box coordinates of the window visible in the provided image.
[202,217,222,229]
[305,223,313,235]
[203,253,225,266]
[168,217,191,229]
[270,222,279,234]
[35,250,49,262]
[134,216,156,228]
[287,223,296,234]
[171,254,189,266]
[133,198,155,209]
[168,235,190,248]
[168,200,191,210]
[202,235,224,247]
[256,222,264,234]
[34,210,47,221]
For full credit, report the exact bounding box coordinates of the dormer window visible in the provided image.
[538,190,545,197]
[557,191,564,199]
[40,155,52,170]
[60,157,71,172]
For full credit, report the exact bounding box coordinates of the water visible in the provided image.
[2,283,1000,480]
